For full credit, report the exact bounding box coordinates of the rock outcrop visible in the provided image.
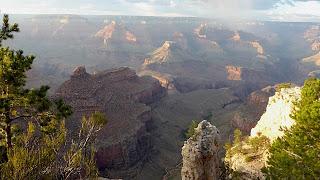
[194,23,208,39]
[302,51,320,66]
[143,41,195,66]
[250,41,264,55]
[55,66,166,178]
[95,21,137,46]
[230,31,265,56]
[251,87,301,141]
[225,65,269,82]
[304,25,320,51]
[138,70,176,91]
[225,87,301,179]
[181,120,221,180]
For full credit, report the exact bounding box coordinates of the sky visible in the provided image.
[1,0,320,22]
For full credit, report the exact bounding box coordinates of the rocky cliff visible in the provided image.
[225,87,301,179]
[55,66,166,178]
[251,87,301,140]
[181,120,221,180]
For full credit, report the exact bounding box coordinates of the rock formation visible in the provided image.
[304,25,320,51]
[251,87,301,141]
[225,87,301,179]
[250,41,264,55]
[138,70,176,91]
[95,21,137,46]
[231,31,241,41]
[226,66,242,81]
[181,120,221,180]
[143,41,195,66]
[55,66,166,178]
[302,51,320,66]
[225,65,269,82]
[230,31,266,56]
[194,23,208,39]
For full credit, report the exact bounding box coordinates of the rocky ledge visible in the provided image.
[55,66,166,179]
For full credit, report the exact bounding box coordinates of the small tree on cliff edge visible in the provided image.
[263,78,320,178]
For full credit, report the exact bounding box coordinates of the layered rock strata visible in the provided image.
[55,66,166,178]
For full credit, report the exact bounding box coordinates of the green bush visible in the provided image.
[264,78,320,179]
[185,120,199,139]
[275,83,293,92]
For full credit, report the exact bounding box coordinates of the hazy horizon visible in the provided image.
[1,0,320,22]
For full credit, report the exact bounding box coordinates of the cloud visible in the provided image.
[268,0,320,21]
[0,0,319,21]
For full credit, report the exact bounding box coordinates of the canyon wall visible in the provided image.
[55,66,166,179]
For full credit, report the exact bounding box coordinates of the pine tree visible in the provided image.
[0,15,107,179]
[185,120,199,139]
[0,14,72,153]
[264,78,320,178]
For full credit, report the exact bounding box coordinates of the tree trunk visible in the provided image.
[4,107,12,149]
[5,124,12,149]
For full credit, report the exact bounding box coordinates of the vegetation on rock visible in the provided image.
[185,120,199,139]
[224,129,270,179]
[225,129,270,163]
[263,78,320,178]
[275,82,294,92]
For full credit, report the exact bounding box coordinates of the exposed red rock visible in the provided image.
[225,65,268,82]
[55,66,166,178]
[95,21,137,45]
[226,66,242,81]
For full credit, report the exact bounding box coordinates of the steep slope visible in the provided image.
[143,41,195,66]
[55,66,166,179]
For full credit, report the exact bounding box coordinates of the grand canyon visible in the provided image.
[1,3,320,179]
